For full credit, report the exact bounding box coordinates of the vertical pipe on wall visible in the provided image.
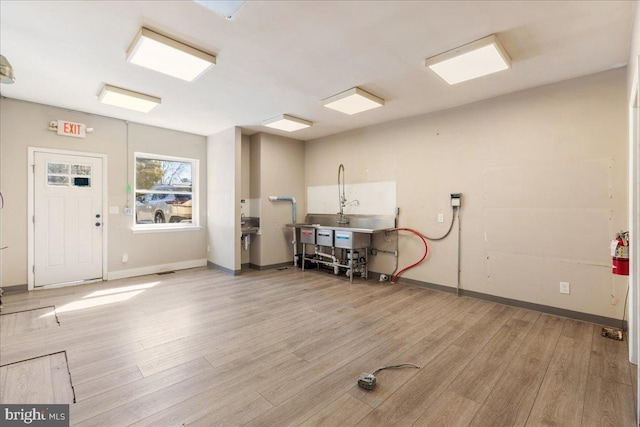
[456,208,461,297]
[268,196,297,224]
[389,207,400,279]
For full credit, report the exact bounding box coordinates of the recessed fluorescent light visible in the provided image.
[98,84,161,113]
[0,54,16,84]
[127,27,216,82]
[322,87,384,115]
[263,114,312,132]
[192,0,247,20]
[425,34,511,85]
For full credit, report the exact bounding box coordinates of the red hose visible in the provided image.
[389,228,428,283]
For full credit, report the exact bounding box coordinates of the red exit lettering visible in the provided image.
[57,120,86,138]
[63,122,80,135]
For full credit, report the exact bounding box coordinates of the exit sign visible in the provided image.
[57,120,86,138]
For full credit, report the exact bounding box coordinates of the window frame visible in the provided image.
[133,152,200,232]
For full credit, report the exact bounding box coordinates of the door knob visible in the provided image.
[96,214,101,218]
[95,222,101,227]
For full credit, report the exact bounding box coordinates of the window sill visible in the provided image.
[132,225,202,234]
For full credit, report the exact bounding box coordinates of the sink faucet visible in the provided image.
[337,164,359,224]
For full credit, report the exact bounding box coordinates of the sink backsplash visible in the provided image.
[240,198,261,219]
[304,213,395,229]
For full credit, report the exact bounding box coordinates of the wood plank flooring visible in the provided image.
[0,267,635,426]
[0,352,74,404]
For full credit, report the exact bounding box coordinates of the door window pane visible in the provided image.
[48,163,69,174]
[48,176,69,186]
[71,164,92,176]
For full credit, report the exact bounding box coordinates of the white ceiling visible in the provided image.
[0,1,633,141]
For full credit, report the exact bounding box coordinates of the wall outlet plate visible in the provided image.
[560,281,570,294]
[437,212,444,223]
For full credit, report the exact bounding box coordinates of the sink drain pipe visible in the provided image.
[269,196,298,265]
[315,246,340,275]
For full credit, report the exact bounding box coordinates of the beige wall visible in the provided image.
[241,135,251,199]
[207,127,241,272]
[251,133,305,267]
[250,135,261,200]
[241,134,251,265]
[306,69,628,319]
[0,98,207,287]
[628,1,639,98]
[249,134,261,266]
[626,1,640,364]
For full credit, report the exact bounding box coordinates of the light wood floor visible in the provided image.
[0,267,636,426]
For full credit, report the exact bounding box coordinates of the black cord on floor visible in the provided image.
[622,282,630,332]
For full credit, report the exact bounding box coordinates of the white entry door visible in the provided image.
[34,152,104,287]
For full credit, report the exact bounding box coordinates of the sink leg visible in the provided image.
[302,243,305,271]
[292,228,297,267]
[365,248,368,280]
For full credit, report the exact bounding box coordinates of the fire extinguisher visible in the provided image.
[611,231,629,276]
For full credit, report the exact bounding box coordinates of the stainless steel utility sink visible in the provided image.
[241,217,260,236]
[241,226,259,235]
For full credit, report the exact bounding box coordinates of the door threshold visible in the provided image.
[37,278,103,289]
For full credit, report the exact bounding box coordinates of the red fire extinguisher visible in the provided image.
[611,231,629,276]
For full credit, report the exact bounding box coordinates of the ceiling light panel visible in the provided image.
[192,0,247,19]
[98,85,161,113]
[323,87,384,115]
[263,114,312,132]
[425,34,511,85]
[127,28,216,82]
[0,55,16,84]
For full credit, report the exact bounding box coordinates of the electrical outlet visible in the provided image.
[121,253,128,263]
[560,281,570,294]
[437,212,444,223]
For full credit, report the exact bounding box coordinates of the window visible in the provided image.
[134,153,198,229]
[47,162,92,187]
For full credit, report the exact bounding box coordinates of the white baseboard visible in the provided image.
[107,259,207,281]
